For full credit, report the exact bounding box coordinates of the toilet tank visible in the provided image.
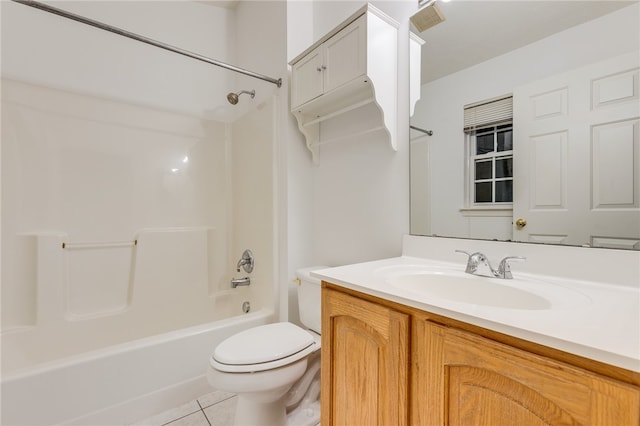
[296,266,327,334]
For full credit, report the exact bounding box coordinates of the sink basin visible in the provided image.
[389,272,554,310]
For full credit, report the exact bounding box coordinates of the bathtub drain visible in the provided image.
[242,301,251,313]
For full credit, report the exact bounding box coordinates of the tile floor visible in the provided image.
[131,390,237,426]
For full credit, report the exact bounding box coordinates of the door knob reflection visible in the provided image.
[515,218,527,229]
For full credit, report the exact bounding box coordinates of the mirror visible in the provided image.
[409,0,640,250]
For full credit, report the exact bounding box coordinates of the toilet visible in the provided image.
[207,266,326,426]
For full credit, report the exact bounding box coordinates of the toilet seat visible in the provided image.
[211,322,319,373]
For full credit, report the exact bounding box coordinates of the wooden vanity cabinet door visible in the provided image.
[414,319,640,426]
[321,286,410,426]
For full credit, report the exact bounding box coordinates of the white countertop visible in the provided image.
[312,255,640,373]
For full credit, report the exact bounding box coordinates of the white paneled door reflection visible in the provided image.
[513,52,640,249]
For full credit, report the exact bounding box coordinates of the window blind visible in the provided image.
[464,95,513,133]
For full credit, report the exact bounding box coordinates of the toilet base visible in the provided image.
[235,395,288,426]
[232,388,321,426]
[208,358,309,426]
[286,372,321,426]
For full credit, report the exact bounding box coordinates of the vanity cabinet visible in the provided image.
[415,319,640,425]
[321,283,640,426]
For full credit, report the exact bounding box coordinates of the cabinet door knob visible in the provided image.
[515,218,527,229]
[317,67,322,72]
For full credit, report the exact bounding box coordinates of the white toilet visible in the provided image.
[207,266,325,426]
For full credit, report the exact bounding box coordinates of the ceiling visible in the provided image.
[415,1,637,83]
[193,0,636,83]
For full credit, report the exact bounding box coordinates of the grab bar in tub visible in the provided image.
[62,240,137,249]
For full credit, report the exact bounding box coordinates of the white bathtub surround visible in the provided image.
[312,235,640,373]
[2,78,228,335]
[1,80,279,425]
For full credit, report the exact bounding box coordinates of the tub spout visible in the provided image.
[231,277,251,288]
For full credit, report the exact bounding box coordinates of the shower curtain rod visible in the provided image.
[12,0,283,88]
[410,125,433,136]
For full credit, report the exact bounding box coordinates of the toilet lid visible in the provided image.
[213,322,315,367]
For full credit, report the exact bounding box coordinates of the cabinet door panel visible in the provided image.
[322,287,409,426]
[323,16,366,93]
[417,320,640,425]
[448,366,578,425]
[291,46,323,108]
[332,315,382,426]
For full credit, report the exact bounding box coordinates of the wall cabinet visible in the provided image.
[289,4,398,164]
[322,284,640,426]
[291,16,365,109]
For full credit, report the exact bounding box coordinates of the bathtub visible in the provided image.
[1,309,274,425]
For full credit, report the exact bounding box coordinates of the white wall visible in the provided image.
[287,0,414,264]
[286,0,315,61]
[1,1,236,119]
[284,0,415,323]
[284,0,415,321]
[411,3,640,240]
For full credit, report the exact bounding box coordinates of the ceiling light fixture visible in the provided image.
[411,0,446,33]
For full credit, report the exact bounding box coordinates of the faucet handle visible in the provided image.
[497,256,526,279]
[236,249,254,273]
[455,250,485,274]
[456,250,490,263]
[455,249,471,257]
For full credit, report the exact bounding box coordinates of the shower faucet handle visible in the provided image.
[236,249,254,273]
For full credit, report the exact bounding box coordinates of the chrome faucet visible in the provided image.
[455,250,525,279]
[232,250,254,288]
[236,249,254,273]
